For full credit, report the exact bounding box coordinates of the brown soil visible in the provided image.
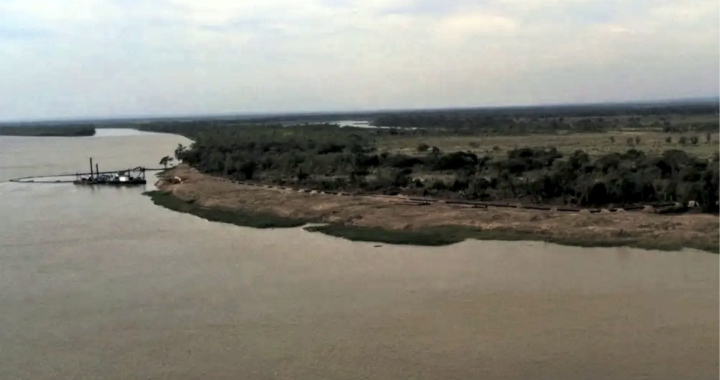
[155,165,719,252]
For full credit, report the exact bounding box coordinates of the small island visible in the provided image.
[138,101,719,253]
[0,125,96,137]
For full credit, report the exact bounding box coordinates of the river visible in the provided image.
[0,130,717,380]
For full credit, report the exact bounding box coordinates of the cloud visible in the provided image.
[0,0,717,120]
[432,12,518,46]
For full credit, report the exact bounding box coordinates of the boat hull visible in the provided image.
[73,180,147,186]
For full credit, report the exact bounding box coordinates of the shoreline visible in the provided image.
[149,165,719,253]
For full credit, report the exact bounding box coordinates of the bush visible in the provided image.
[433,151,478,171]
[386,154,424,169]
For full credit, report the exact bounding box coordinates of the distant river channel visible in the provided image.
[0,129,717,380]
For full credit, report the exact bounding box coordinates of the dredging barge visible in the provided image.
[73,158,147,186]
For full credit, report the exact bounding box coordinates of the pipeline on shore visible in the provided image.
[185,175,681,215]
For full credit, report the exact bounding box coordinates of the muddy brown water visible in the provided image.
[0,130,717,380]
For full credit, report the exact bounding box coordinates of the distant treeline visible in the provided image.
[0,126,96,137]
[6,100,715,132]
[187,100,720,125]
[140,123,719,213]
[372,104,719,134]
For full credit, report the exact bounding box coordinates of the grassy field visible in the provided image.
[378,131,720,158]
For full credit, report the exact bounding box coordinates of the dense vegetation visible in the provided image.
[0,125,96,137]
[136,104,719,213]
[7,102,716,213]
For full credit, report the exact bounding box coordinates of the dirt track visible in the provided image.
[155,165,719,251]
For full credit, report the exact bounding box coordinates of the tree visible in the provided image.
[174,144,186,161]
[296,168,309,182]
[417,143,430,153]
[706,132,712,144]
[690,136,699,145]
[626,137,635,147]
[634,136,641,145]
[609,136,615,143]
[665,136,672,144]
[391,169,411,187]
[584,181,610,207]
[433,151,478,171]
[467,177,491,200]
[679,136,688,146]
[239,161,258,180]
[159,156,173,168]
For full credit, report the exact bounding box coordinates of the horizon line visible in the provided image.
[2,96,718,125]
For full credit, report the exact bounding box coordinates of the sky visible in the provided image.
[0,0,718,121]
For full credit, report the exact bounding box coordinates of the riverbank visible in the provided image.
[150,165,719,252]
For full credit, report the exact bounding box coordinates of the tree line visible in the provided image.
[0,126,96,137]
[373,112,718,134]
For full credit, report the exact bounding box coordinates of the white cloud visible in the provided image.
[432,12,517,45]
[0,0,717,120]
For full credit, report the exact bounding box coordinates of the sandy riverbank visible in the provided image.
[151,165,719,252]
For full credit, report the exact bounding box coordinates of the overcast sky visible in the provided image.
[0,0,718,121]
